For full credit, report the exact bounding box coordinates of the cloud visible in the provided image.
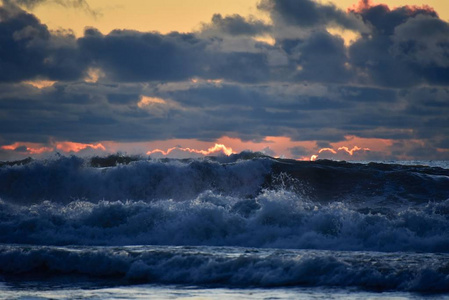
[258,0,365,30]
[0,3,88,82]
[348,1,448,87]
[78,28,210,82]
[0,1,448,160]
[281,30,352,83]
[349,1,438,35]
[201,14,271,36]
[79,27,285,83]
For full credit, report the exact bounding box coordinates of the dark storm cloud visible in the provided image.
[0,3,87,82]
[78,29,208,82]
[202,14,271,36]
[258,0,364,30]
[1,0,448,87]
[349,2,449,87]
[79,27,287,83]
[0,82,171,144]
[391,15,449,85]
[352,2,438,35]
[281,31,352,83]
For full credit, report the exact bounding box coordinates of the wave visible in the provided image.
[0,154,448,252]
[0,154,272,204]
[0,154,448,205]
[0,189,449,252]
[1,245,448,292]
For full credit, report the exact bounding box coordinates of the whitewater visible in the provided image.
[0,153,448,299]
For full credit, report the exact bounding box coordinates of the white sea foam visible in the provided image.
[0,189,448,252]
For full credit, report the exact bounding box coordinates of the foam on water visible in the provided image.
[0,188,448,252]
[1,154,449,294]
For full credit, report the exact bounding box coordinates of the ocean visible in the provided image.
[0,153,448,299]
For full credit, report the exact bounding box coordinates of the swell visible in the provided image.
[0,245,448,292]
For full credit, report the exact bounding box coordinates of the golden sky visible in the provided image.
[29,0,449,36]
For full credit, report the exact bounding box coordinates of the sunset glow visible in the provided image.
[147,143,235,157]
[55,142,106,153]
[138,96,166,107]
[1,142,53,155]
[24,80,57,89]
[338,146,371,156]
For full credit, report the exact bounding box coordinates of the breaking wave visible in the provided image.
[0,154,448,252]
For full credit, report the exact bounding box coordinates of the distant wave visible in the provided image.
[1,154,448,204]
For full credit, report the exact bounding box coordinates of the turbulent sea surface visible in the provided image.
[0,153,449,299]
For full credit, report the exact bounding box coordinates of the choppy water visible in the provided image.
[0,153,448,298]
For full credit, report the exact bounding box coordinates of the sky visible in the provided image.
[0,0,448,161]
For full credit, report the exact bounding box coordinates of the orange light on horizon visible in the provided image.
[147,143,235,157]
[338,146,370,156]
[55,141,106,152]
[318,148,337,154]
[312,145,372,161]
[1,142,54,154]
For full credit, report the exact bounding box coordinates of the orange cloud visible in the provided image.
[338,146,370,156]
[147,143,235,157]
[318,148,337,154]
[1,135,396,161]
[1,142,53,154]
[137,96,167,108]
[84,68,105,83]
[55,141,106,152]
[348,0,378,13]
[24,80,56,89]
[312,146,370,161]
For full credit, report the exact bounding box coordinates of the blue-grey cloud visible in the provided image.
[79,28,209,82]
[201,14,271,36]
[0,3,87,82]
[258,0,365,30]
[282,31,352,83]
[349,3,448,87]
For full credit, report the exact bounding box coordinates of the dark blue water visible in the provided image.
[0,154,448,298]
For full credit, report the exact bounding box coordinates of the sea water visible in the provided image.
[0,153,448,299]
